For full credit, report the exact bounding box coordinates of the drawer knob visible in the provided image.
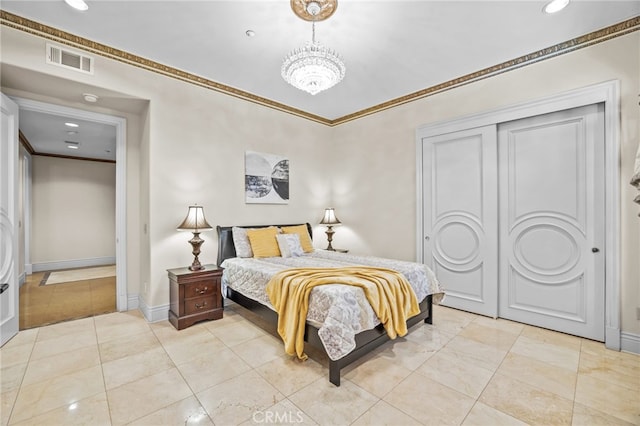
[196,287,208,294]
[195,302,207,309]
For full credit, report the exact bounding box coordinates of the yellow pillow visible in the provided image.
[281,225,313,253]
[246,227,281,258]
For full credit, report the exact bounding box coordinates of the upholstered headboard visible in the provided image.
[216,223,313,266]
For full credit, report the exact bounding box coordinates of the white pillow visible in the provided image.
[276,233,304,258]
[232,227,253,258]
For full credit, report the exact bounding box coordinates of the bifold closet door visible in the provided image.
[497,104,605,341]
[421,126,498,317]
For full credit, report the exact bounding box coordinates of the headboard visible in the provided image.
[216,223,313,266]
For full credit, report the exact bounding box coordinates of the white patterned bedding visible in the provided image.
[221,250,445,361]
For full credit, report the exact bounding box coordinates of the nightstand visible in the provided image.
[168,264,223,330]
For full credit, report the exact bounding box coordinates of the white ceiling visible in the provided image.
[1,0,638,159]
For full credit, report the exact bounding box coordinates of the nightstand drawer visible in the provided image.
[184,282,217,299]
[184,295,215,315]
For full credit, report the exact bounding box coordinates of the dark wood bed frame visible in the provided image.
[216,223,433,386]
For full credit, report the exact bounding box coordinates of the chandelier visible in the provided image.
[281,0,346,95]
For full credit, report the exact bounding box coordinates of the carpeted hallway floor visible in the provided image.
[19,269,116,329]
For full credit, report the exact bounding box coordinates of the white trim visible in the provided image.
[11,97,128,312]
[18,272,25,286]
[20,147,32,284]
[138,297,169,323]
[127,294,139,310]
[32,256,116,272]
[416,80,621,350]
[620,332,640,355]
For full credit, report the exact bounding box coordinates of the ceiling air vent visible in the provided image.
[46,43,94,74]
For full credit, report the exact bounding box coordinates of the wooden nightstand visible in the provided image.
[168,264,223,330]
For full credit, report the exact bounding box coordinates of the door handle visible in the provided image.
[425,236,430,241]
[592,248,600,253]
[0,283,8,294]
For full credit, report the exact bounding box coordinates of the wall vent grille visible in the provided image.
[46,43,94,74]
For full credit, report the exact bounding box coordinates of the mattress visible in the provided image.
[221,250,445,360]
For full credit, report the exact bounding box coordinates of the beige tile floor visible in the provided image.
[1,302,638,425]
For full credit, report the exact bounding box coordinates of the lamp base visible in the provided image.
[325,226,335,251]
[188,232,205,271]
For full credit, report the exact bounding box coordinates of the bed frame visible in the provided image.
[216,223,433,386]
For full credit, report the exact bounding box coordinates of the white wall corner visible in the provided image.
[138,297,169,323]
[620,331,640,355]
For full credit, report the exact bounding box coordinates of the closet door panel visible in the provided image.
[422,125,498,317]
[498,104,605,341]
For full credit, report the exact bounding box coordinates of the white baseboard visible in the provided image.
[25,264,32,275]
[138,297,169,323]
[620,331,640,355]
[32,257,116,272]
[19,272,26,287]
[127,294,139,310]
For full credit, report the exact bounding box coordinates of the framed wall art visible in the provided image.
[245,151,289,204]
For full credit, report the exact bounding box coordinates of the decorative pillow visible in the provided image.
[281,225,314,253]
[246,227,281,258]
[232,227,253,258]
[276,234,304,258]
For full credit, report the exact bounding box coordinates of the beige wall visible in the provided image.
[1,24,332,309]
[31,156,116,264]
[1,24,638,336]
[331,32,640,335]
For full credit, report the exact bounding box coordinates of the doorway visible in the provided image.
[12,97,128,328]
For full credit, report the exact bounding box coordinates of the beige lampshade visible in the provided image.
[177,205,213,232]
[319,207,341,225]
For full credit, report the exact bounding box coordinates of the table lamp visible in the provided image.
[319,207,341,251]
[177,205,213,270]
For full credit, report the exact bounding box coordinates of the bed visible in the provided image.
[216,223,444,386]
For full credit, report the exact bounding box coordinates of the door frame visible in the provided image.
[12,97,128,312]
[1,93,20,345]
[416,80,620,350]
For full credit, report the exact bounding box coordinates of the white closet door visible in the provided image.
[422,126,498,317]
[1,93,19,347]
[498,104,605,340]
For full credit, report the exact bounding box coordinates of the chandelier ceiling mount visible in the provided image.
[290,0,337,22]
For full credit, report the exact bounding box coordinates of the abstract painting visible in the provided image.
[245,151,289,204]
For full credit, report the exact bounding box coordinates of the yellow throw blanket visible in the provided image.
[266,266,420,360]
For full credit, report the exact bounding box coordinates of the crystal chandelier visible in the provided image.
[281,0,345,96]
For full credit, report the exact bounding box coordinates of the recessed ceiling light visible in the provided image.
[64,122,79,128]
[64,0,89,11]
[67,145,79,150]
[543,0,570,14]
[83,93,98,103]
[245,30,256,37]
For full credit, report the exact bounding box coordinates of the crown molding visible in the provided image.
[331,16,639,126]
[1,11,638,127]
[0,11,331,125]
[18,130,35,154]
